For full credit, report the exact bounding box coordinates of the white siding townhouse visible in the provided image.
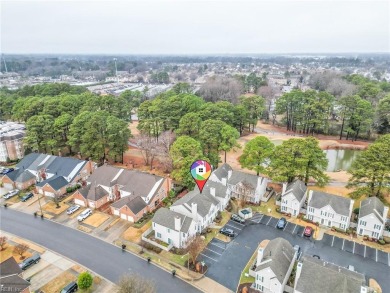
[294,256,370,293]
[306,190,354,230]
[252,238,296,293]
[152,208,197,248]
[357,197,389,239]
[280,180,307,217]
[170,190,220,233]
[210,163,270,204]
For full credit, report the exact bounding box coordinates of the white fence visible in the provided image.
[141,227,173,252]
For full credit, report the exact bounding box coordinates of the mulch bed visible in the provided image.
[237,283,258,293]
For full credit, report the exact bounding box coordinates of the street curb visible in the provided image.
[0,229,115,289]
[1,206,207,292]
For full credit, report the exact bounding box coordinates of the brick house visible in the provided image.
[2,153,93,197]
[73,165,170,222]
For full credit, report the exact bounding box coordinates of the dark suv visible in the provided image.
[276,217,287,229]
[19,254,41,270]
[231,214,245,224]
[219,227,235,237]
[61,281,78,293]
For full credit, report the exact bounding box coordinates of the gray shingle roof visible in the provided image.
[228,170,263,189]
[212,163,232,181]
[36,176,69,190]
[203,180,228,199]
[255,238,295,283]
[0,275,30,292]
[296,256,366,293]
[153,207,194,233]
[0,257,22,276]
[359,197,385,224]
[284,180,307,201]
[309,191,352,216]
[111,195,147,215]
[171,190,219,217]
[9,153,87,183]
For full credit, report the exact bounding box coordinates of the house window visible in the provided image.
[182,233,185,237]
[374,224,381,230]
[308,215,313,221]
[309,207,314,213]
[360,220,367,226]
[167,228,170,233]
[156,232,161,238]
[340,224,345,229]
[168,238,172,244]
[153,223,155,228]
[341,216,347,222]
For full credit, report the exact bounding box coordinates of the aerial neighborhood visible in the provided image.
[1,53,390,293]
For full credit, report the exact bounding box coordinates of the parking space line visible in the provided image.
[364,245,366,257]
[266,217,272,225]
[200,253,218,262]
[292,225,297,234]
[226,223,242,230]
[205,247,222,256]
[352,242,355,254]
[388,253,390,266]
[283,222,288,231]
[331,236,335,247]
[341,239,345,250]
[376,249,378,262]
[233,221,245,227]
[209,242,225,250]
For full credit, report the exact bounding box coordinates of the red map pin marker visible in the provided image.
[190,160,212,193]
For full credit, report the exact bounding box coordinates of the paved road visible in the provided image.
[204,217,390,292]
[0,208,200,293]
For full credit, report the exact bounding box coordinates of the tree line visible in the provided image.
[0,83,133,163]
[276,75,390,140]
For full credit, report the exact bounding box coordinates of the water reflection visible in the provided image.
[325,149,360,172]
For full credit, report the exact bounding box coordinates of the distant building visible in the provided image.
[0,121,25,162]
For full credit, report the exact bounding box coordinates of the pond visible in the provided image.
[324,149,361,172]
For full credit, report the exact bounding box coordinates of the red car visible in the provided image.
[304,226,313,237]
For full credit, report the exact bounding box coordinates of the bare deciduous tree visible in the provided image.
[117,274,156,293]
[198,76,244,103]
[13,243,29,259]
[186,235,206,265]
[157,131,175,172]
[137,134,159,170]
[0,236,8,251]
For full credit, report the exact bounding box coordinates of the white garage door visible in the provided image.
[3,183,13,190]
[45,192,55,197]
[113,209,120,216]
[74,199,86,207]
[121,214,127,220]
[127,216,134,222]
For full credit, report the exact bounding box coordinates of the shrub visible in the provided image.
[276,207,281,213]
[383,236,390,244]
[78,272,93,290]
[353,207,360,215]
[378,239,386,245]
[141,241,162,253]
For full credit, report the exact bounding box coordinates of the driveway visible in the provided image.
[202,214,390,292]
[0,207,200,293]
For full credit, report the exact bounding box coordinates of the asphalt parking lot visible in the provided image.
[202,214,390,292]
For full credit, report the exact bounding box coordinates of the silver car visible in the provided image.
[77,208,92,221]
[67,205,81,215]
[3,189,20,199]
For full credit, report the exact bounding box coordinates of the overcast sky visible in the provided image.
[1,0,389,54]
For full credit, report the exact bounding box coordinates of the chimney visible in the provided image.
[191,202,198,220]
[282,182,287,195]
[307,190,313,206]
[294,262,303,288]
[256,247,264,266]
[384,206,389,219]
[174,216,181,231]
[210,187,215,196]
[221,177,227,186]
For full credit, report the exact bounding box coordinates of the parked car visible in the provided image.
[19,254,41,270]
[21,192,34,202]
[61,281,78,293]
[231,214,245,224]
[219,227,235,237]
[2,168,14,175]
[276,217,287,229]
[303,226,313,237]
[77,208,92,221]
[67,205,81,215]
[294,245,301,260]
[3,189,20,199]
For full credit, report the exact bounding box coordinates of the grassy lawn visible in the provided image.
[40,270,77,293]
[0,245,33,263]
[161,250,187,266]
[6,195,21,204]
[239,240,269,285]
[42,201,69,215]
[83,212,110,228]
[122,220,152,243]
